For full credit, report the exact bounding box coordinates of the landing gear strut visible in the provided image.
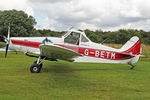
[128,63,135,70]
[30,56,43,73]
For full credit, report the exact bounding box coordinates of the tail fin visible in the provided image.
[120,36,140,55]
[120,36,141,64]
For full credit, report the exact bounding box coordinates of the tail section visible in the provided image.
[120,36,140,55]
[120,36,141,64]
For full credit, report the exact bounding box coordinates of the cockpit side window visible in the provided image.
[81,35,89,42]
[64,32,80,45]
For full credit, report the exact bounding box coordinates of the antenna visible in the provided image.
[101,38,108,44]
[69,26,74,30]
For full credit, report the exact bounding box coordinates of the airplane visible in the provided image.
[4,27,142,73]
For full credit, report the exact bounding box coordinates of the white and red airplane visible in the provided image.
[4,27,141,73]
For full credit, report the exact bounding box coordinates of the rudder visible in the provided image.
[120,36,140,55]
[119,36,141,64]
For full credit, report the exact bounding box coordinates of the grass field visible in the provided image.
[0,42,6,48]
[0,51,150,100]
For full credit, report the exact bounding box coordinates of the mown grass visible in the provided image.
[0,42,6,48]
[0,51,150,100]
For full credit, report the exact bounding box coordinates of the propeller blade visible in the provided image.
[5,44,9,58]
[4,24,11,58]
[7,24,10,41]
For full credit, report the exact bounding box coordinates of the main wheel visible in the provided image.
[30,63,41,73]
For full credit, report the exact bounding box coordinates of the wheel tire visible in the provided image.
[30,63,41,73]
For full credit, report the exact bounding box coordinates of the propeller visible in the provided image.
[5,25,10,58]
[5,43,9,57]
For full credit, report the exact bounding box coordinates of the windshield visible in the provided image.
[64,32,80,45]
[81,35,89,42]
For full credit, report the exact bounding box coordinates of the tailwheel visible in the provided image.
[128,63,135,70]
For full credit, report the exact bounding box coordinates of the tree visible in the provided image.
[0,10,36,41]
[36,29,65,37]
[84,29,102,43]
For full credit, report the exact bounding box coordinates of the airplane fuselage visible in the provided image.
[4,30,141,73]
[9,36,135,64]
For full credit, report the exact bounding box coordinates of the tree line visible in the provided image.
[0,10,150,45]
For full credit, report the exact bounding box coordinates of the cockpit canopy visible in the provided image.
[63,30,90,45]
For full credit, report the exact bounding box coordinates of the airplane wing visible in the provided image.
[39,44,82,62]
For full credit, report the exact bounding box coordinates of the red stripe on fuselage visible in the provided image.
[11,39,41,48]
[78,47,132,60]
[11,39,132,60]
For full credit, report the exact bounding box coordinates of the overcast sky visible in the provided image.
[0,0,150,31]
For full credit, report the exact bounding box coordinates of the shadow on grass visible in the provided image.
[42,62,131,73]
[42,63,91,88]
[41,63,140,90]
[42,63,74,73]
